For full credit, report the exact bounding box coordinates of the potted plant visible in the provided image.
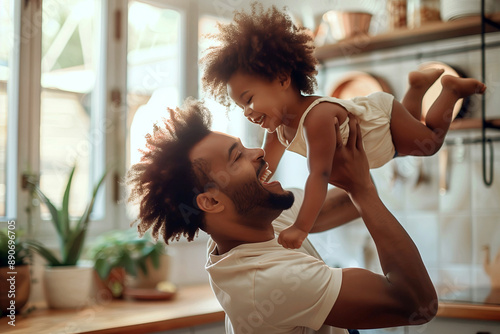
[88,229,169,299]
[24,165,107,309]
[0,229,31,316]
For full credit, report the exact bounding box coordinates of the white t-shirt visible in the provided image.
[206,188,348,334]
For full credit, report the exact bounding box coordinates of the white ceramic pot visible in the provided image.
[43,265,93,309]
[441,0,495,21]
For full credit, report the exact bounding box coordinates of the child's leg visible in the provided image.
[425,75,486,134]
[401,68,444,121]
[390,75,486,156]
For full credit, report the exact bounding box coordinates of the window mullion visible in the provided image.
[17,0,43,231]
[98,0,128,230]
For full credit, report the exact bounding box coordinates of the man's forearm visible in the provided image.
[311,188,360,233]
[350,185,437,315]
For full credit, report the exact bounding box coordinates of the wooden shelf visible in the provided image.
[450,118,500,131]
[315,13,500,61]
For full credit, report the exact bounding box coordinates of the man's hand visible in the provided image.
[329,114,373,196]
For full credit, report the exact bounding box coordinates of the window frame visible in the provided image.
[12,0,122,243]
[9,0,197,246]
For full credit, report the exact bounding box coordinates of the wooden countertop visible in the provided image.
[0,284,224,334]
[438,302,500,321]
[2,285,498,333]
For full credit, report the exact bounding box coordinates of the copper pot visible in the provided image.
[322,11,372,41]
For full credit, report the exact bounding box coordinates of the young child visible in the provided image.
[201,3,486,249]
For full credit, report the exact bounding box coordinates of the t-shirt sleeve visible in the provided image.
[254,251,343,331]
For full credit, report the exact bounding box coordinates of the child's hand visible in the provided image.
[278,225,308,249]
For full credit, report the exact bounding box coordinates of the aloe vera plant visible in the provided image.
[25,165,108,266]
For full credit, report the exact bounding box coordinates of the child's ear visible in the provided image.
[279,74,291,89]
[195,191,224,214]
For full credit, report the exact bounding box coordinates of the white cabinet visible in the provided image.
[194,322,225,333]
[407,318,500,334]
[153,321,225,334]
[152,318,500,334]
[153,329,191,334]
[359,326,406,334]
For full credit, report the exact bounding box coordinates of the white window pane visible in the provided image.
[0,0,15,218]
[127,1,181,166]
[40,0,101,217]
[198,15,250,144]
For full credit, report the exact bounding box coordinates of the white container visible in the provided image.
[43,265,93,309]
[441,0,495,21]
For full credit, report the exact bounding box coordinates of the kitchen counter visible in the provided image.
[0,284,224,334]
[438,302,500,321]
[437,286,500,321]
[1,285,498,334]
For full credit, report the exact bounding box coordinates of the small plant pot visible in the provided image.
[93,267,126,299]
[0,265,31,314]
[127,253,170,289]
[43,265,93,309]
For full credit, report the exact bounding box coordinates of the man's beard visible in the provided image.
[224,179,294,216]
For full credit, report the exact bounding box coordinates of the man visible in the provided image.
[126,98,437,334]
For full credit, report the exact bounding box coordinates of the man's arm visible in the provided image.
[310,187,360,233]
[324,115,437,329]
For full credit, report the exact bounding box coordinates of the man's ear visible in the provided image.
[195,191,224,214]
[279,73,291,89]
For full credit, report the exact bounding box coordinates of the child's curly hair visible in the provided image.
[201,2,318,107]
[126,98,213,244]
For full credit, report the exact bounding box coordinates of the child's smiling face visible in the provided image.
[227,70,290,133]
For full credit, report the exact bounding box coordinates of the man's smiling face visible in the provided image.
[189,131,294,222]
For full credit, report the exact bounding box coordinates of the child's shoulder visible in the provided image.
[304,97,348,123]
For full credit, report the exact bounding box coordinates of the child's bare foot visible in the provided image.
[409,68,445,90]
[441,75,487,98]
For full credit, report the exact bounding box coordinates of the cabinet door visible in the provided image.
[359,326,407,334]
[407,318,500,334]
[152,329,191,334]
[193,321,225,333]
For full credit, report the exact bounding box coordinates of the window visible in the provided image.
[7,0,196,229]
[0,0,17,219]
[198,15,252,144]
[39,0,104,217]
[127,1,181,166]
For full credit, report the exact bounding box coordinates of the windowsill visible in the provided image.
[1,284,224,334]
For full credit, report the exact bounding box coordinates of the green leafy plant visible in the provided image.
[24,165,108,266]
[0,230,30,267]
[88,229,166,280]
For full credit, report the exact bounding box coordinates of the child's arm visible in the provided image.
[278,105,339,249]
[262,131,286,180]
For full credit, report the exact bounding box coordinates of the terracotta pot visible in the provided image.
[93,267,126,299]
[0,265,30,314]
[43,264,93,309]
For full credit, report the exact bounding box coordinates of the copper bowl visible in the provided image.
[323,11,372,41]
